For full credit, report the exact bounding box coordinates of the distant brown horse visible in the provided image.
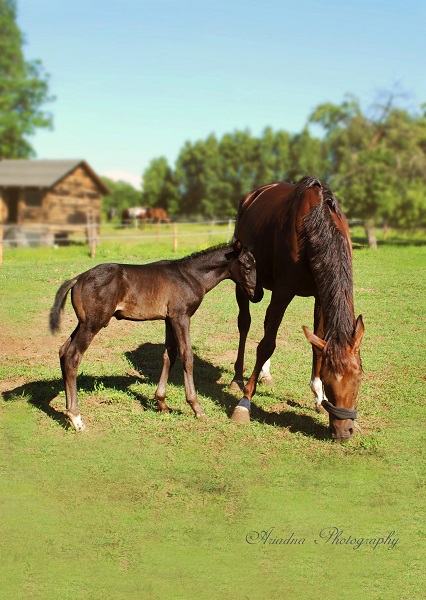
[50,241,256,431]
[147,207,169,226]
[230,176,364,441]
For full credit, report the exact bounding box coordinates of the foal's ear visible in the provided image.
[233,239,243,254]
[352,315,364,353]
[302,326,327,352]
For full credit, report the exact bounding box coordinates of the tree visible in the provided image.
[309,93,426,247]
[288,127,328,182]
[175,134,227,217]
[0,0,53,158]
[141,157,179,215]
[101,177,141,218]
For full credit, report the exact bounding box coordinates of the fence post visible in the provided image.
[227,219,233,243]
[173,222,178,253]
[87,209,97,258]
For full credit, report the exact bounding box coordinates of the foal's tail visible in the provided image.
[49,277,79,334]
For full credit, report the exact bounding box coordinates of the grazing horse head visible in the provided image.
[303,315,364,441]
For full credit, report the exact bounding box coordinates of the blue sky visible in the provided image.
[17,0,426,189]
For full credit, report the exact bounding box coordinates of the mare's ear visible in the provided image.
[352,315,364,353]
[233,239,243,255]
[302,326,327,352]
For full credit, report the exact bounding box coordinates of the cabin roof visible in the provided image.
[0,159,110,194]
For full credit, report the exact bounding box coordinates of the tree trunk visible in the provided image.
[364,220,378,249]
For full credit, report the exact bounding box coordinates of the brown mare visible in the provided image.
[50,240,256,431]
[147,207,170,226]
[230,176,364,441]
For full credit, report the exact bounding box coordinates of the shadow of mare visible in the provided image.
[2,342,329,439]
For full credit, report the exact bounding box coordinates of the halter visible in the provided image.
[321,399,358,421]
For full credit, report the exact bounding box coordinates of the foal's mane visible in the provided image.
[176,243,230,264]
[301,178,355,371]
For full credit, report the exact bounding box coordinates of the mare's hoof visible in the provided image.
[230,379,244,392]
[260,375,274,386]
[231,406,251,424]
[315,403,327,415]
[196,412,207,420]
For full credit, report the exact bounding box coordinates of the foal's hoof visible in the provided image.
[230,379,244,392]
[315,403,327,415]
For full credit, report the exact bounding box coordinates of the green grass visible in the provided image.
[0,229,425,599]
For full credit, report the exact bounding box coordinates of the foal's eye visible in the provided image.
[244,267,251,273]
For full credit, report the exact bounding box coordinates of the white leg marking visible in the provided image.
[260,359,271,380]
[260,359,273,385]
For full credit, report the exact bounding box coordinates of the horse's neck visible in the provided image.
[185,250,229,293]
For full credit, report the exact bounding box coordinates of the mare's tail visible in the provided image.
[49,277,79,334]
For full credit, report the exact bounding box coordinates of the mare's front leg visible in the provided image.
[172,315,206,419]
[231,285,251,391]
[231,288,294,423]
[155,319,178,413]
[310,298,327,412]
[59,323,98,431]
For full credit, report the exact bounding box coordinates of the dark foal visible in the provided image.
[50,240,256,431]
[230,177,364,441]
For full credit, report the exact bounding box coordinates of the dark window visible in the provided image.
[25,190,44,207]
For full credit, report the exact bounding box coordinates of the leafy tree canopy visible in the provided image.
[0,0,54,158]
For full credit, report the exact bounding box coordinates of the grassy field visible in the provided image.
[0,227,425,599]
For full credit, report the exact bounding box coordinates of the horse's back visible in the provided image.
[234,179,324,291]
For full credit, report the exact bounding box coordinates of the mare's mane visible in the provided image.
[301,178,355,372]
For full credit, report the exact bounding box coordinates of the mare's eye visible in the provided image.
[244,267,251,273]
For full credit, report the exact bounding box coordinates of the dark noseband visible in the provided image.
[321,399,357,421]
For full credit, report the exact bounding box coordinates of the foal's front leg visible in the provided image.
[155,319,177,413]
[172,315,206,419]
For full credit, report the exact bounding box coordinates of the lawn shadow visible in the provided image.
[127,343,329,440]
[2,343,328,439]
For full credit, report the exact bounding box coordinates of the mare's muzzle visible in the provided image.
[321,399,358,442]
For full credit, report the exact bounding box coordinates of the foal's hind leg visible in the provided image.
[59,323,99,431]
[155,319,178,413]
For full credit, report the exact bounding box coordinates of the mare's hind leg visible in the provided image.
[59,323,99,431]
[310,298,327,412]
[232,288,294,423]
[155,319,178,412]
[231,285,251,391]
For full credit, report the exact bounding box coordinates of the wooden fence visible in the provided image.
[0,219,236,262]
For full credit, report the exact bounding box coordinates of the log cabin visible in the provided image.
[0,159,109,246]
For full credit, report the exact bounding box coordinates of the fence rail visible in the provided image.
[0,219,236,261]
